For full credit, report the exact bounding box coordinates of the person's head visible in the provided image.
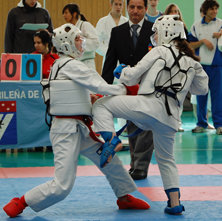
[52,23,85,58]
[24,0,38,7]
[152,15,186,46]
[127,0,147,24]
[62,4,87,24]
[200,6,204,17]
[164,4,187,29]
[153,15,199,61]
[201,0,219,18]
[34,30,52,54]
[110,0,124,16]
[164,4,183,19]
[147,0,159,9]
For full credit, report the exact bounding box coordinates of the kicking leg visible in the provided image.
[81,142,150,210]
[99,131,123,168]
[93,96,144,168]
[164,188,185,215]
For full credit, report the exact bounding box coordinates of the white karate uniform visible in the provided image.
[76,19,99,70]
[24,56,137,212]
[96,13,128,128]
[96,13,128,64]
[92,43,208,190]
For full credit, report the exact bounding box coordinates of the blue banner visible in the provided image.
[0,82,51,149]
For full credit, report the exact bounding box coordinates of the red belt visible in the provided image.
[55,115,103,143]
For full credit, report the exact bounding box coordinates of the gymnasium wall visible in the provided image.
[1,0,222,73]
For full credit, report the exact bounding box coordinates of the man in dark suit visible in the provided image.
[102,0,154,180]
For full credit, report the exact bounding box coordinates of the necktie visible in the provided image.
[131,24,140,48]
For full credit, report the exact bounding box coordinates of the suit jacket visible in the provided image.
[102,20,154,84]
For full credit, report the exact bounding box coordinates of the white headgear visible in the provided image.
[52,23,85,58]
[152,15,186,46]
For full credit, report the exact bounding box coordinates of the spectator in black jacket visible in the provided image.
[4,0,53,53]
[102,0,154,180]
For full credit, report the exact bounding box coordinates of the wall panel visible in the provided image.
[1,1,222,72]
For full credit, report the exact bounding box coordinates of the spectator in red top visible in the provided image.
[33,30,59,79]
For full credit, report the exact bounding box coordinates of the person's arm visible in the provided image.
[190,62,209,95]
[45,9,53,33]
[4,10,15,53]
[101,28,118,84]
[212,28,222,39]
[188,24,214,51]
[96,18,109,56]
[189,39,214,51]
[81,22,99,52]
[120,47,162,86]
[63,60,126,95]
[218,28,222,52]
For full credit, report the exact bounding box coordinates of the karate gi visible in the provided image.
[24,56,137,212]
[93,43,208,190]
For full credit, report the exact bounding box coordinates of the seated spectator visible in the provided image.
[33,30,59,79]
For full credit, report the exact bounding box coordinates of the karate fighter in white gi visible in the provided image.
[3,23,149,218]
[92,15,209,215]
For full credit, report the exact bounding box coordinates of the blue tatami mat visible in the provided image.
[1,176,222,221]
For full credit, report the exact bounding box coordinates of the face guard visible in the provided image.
[152,15,186,46]
[52,23,85,58]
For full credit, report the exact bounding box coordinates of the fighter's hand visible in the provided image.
[90,94,103,104]
[125,84,139,95]
[113,64,127,79]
